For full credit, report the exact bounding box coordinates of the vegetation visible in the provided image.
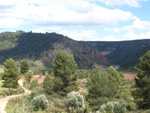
[87,67,118,111]
[2,58,19,90]
[1,32,150,113]
[133,50,150,109]
[0,32,109,69]
[31,95,48,111]
[24,72,33,82]
[83,40,150,70]
[52,50,78,95]
[108,66,124,86]
[43,75,53,94]
[0,85,24,98]
[64,92,85,113]
[98,101,126,113]
[20,60,29,74]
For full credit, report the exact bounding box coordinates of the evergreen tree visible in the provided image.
[24,72,33,82]
[48,68,53,75]
[107,66,124,86]
[134,50,150,109]
[43,75,53,94]
[87,67,118,111]
[20,60,29,74]
[2,58,19,90]
[52,50,78,95]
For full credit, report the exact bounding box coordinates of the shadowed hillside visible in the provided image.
[82,40,150,70]
[0,31,109,68]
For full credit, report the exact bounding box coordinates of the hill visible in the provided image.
[0,31,109,69]
[82,40,150,70]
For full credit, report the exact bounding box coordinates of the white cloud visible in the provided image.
[0,0,19,8]
[105,19,150,32]
[0,18,23,28]
[100,35,121,41]
[32,26,62,33]
[123,19,150,31]
[100,31,150,41]
[93,0,148,7]
[124,31,150,40]
[59,30,99,41]
[0,0,135,29]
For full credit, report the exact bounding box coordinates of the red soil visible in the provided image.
[123,73,137,80]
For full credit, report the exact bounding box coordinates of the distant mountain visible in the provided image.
[82,40,150,70]
[0,31,109,68]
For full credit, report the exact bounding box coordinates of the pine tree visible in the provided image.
[134,50,150,109]
[20,60,29,74]
[48,68,53,75]
[43,75,53,94]
[2,58,20,90]
[52,50,78,95]
[107,66,124,86]
[87,67,118,111]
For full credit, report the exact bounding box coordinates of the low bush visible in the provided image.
[98,101,126,113]
[0,86,24,98]
[6,96,33,113]
[64,92,85,113]
[31,95,48,111]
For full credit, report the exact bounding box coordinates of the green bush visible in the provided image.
[30,79,38,89]
[0,86,24,98]
[98,101,126,113]
[64,92,85,113]
[31,94,48,111]
[53,99,63,107]
[7,103,27,113]
[24,72,33,82]
[6,96,33,113]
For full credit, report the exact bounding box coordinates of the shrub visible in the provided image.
[30,79,38,89]
[87,67,118,111]
[24,72,33,82]
[64,92,85,113]
[43,75,53,94]
[53,99,63,107]
[31,94,48,111]
[98,101,126,113]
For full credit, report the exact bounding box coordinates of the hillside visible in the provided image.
[0,31,109,68]
[82,40,150,70]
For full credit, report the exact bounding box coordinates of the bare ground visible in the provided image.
[123,73,137,80]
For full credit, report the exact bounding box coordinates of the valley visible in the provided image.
[0,31,149,113]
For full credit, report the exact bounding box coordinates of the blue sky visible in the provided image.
[0,0,150,41]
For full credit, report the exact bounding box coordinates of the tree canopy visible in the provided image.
[52,50,78,95]
[87,67,118,110]
[134,50,150,109]
[20,60,29,74]
[2,58,19,89]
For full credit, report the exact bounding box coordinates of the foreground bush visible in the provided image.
[87,67,118,110]
[6,96,33,113]
[25,72,33,82]
[64,92,85,113]
[31,94,48,111]
[0,86,24,98]
[98,101,126,113]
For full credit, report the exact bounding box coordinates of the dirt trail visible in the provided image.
[0,80,31,113]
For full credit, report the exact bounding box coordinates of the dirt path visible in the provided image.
[0,80,31,113]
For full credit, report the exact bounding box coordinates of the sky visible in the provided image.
[0,0,150,41]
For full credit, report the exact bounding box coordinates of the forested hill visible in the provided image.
[0,31,109,68]
[82,40,150,70]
